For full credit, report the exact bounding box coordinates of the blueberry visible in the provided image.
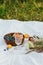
[7,48,9,50]
[4,36,12,41]
[4,35,15,42]
[4,49,6,51]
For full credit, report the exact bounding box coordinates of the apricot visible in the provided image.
[24,34,29,38]
[7,44,12,48]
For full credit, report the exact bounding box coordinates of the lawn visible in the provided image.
[0,0,43,21]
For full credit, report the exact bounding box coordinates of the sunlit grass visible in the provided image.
[0,0,43,21]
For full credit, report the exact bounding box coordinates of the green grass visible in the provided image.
[0,0,43,21]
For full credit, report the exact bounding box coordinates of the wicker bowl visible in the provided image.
[4,33,24,46]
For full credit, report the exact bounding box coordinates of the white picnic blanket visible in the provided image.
[0,19,43,65]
